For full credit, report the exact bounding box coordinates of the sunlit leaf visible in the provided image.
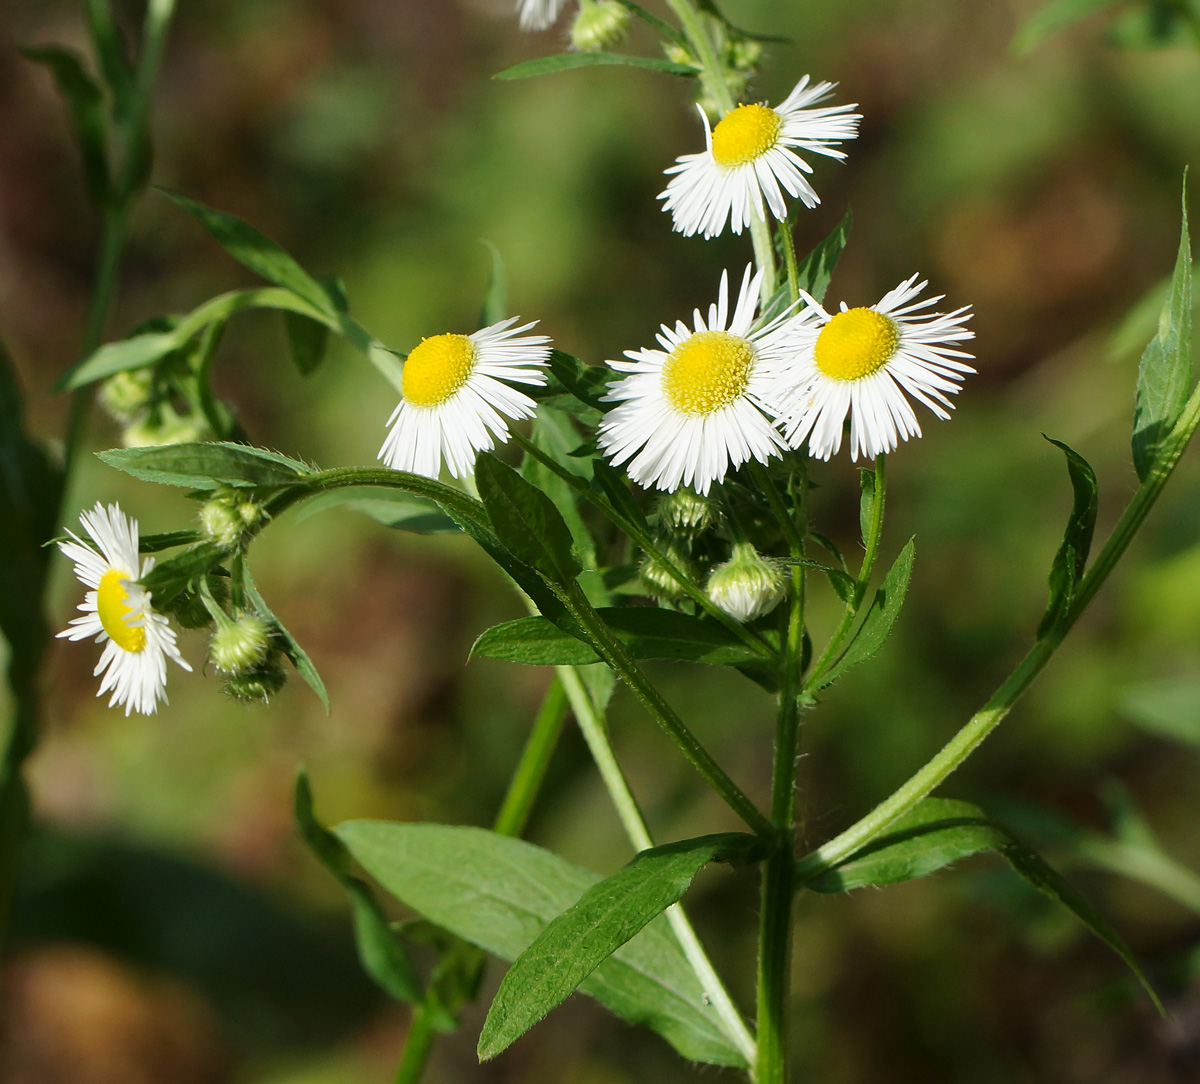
[99,442,313,490]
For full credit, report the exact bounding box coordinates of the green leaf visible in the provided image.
[819,538,914,687]
[59,287,334,390]
[297,487,459,534]
[294,772,421,1003]
[243,562,330,712]
[1038,438,1098,639]
[98,441,312,490]
[139,541,228,607]
[161,190,339,320]
[858,464,877,546]
[335,822,747,1066]
[495,52,698,81]
[1011,0,1120,55]
[480,241,508,327]
[20,46,110,208]
[541,349,613,412]
[521,407,597,571]
[795,209,852,304]
[592,460,648,534]
[475,454,581,586]
[1119,676,1200,748]
[1133,173,1193,481]
[472,608,762,668]
[478,833,759,1060]
[803,798,1163,1012]
[284,312,330,376]
[138,529,203,553]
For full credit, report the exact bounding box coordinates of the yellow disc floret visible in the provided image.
[663,330,755,414]
[402,333,477,407]
[814,308,900,382]
[97,569,146,653]
[711,104,783,168]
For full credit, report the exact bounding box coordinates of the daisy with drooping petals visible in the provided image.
[775,275,975,462]
[598,265,799,495]
[379,317,551,479]
[660,76,861,239]
[516,0,568,31]
[57,502,192,716]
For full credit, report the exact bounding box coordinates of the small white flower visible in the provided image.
[57,502,192,716]
[775,275,975,462]
[379,317,551,480]
[516,0,568,31]
[660,76,861,239]
[598,265,797,495]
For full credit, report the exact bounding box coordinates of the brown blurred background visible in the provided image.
[2,0,1200,1081]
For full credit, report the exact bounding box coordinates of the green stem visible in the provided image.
[778,220,800,304]
[556,665,757,1066]
[797,382,1200,884]
[749,213,777,303]
[804,454,886,689]
[393,1005,438,1084]
[661,0,734,114]
[492,676,569,838]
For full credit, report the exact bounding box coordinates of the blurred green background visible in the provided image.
[2,0,1200,1081]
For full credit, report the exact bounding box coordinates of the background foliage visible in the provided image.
[2,0,1200,1081]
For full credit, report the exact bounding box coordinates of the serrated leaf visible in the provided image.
[99,442,312,490]
[60,287,333,390]
[161,190,339,320]
[1038,437,1098,639]
[495,52,697,81]
[21,45,110,208]
[243,563,329,712]
[1133,175,1192,481]
[476,454,581,586]
[297,487,458,534]
[337,822,746,1067]
[796,210,852,304]
[803,797,1162,1011]
[478,833,758,1060]
[480,241,508,327]
[1011,0,1120,55]
[294,772,421,1003]
[471,608,762,668]
[819,538,914,687]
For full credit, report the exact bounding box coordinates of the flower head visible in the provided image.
[57,503,192,715]
[774,276,975,461]
[379,317,551,479]
[598,266,796,495]
[516,0,568,31]
[660,76,861,239]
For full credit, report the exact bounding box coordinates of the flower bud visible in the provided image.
[210,614,272,673]
[223,654,288,704]
[659,488,715,535]
[706,542,785,623]
[640,543,695,602]
[98,369,154,422]
[122,405,210,448]
[570,0,631,52]
[730,38,762,73]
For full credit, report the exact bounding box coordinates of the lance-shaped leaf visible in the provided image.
[475,454,581,586]
[294,772,421,1004]
[242,561,329,712]
[99,442,313,490]
[478,833,759,1061]
[803,798,1163,1012]
[1132,175,1192,481]
[162,190,340,321]
[1038,438,1098,639]
[495,52,697,81]
[337,822,747,1067]
[471,609,762,668]
[21,46,110,209]
[817,538,914,687]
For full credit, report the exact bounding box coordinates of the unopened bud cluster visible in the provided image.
[200,492,264,548]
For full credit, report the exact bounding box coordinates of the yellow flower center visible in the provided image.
[402,333,476,407]
[662,330,755,415]
[97,569,146,653]
[814,308,900,382]
[711,104,783,168]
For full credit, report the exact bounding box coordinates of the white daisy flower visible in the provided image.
[379,317,551,480]
[57,502,192,716]
[517,0,568,31]
[598,265,797,495]
[660,75,861,239]
[775,275,975,462]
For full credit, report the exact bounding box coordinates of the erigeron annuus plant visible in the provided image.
[7,0,1199,1081]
